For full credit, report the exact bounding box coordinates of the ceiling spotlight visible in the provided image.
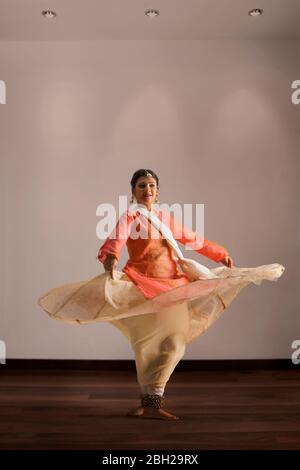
[145,9,160,17]
[41,10,57,19]
[248,8,263,17]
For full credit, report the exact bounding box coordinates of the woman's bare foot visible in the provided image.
[126,405,179,420]
[143,407,180,420]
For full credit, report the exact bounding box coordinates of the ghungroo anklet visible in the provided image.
[140,393,165,409]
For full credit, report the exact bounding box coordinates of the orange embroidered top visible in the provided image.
[97,208,228,299]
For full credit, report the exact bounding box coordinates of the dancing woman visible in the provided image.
[38,169,284,421]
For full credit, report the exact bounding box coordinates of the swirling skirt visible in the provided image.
[38,263,284,386]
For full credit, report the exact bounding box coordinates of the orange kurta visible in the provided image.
[97,208,228,299]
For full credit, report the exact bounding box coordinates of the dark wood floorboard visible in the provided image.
[0,369,299,450]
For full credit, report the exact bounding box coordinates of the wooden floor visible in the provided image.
[0,368,299,450]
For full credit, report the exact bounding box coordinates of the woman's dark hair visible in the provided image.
[130,169,159,189]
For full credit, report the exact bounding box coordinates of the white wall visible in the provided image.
[0,40,299,359]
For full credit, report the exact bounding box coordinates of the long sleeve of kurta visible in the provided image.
[97,211,133,263]
[166,211,228,263]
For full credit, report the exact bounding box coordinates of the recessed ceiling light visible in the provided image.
[41,10,57,19]
[145,9,160,18]
[248,8,263,17]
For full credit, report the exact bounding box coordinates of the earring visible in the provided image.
[155,195,160,203]
[130,195,135,203]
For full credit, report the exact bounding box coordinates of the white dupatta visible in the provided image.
[134,204,219,281]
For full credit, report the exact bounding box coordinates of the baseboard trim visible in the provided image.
[2,359,295,371]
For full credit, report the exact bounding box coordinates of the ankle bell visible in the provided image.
[141,393,165,409]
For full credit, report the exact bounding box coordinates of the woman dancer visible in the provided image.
[38,169,284,421]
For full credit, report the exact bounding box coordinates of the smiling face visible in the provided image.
[132,176,158,210]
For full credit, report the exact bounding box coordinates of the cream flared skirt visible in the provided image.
[38,263,284,387]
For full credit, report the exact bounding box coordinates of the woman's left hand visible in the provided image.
[220,256,234,268]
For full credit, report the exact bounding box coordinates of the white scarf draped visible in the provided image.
[133,203,218,281]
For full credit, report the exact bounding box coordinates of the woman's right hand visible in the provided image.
[103,253,118,279]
